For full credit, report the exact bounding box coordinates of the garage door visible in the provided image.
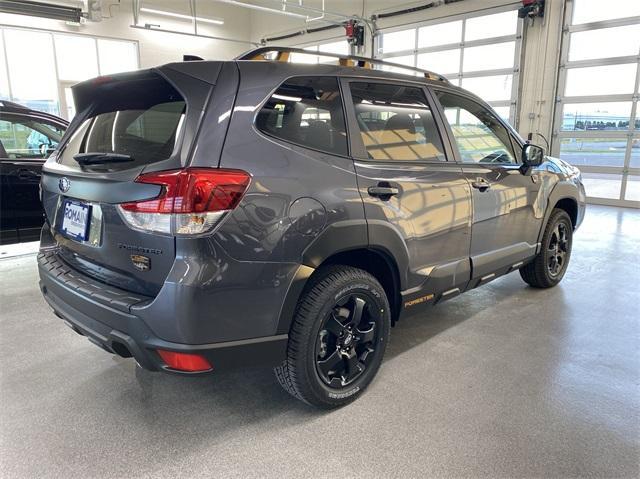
[375,6,523,127]
[553,0,640,207]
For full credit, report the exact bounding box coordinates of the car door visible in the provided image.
[432,88,544,283]
[0,113,65,244]
[341,78,473,308]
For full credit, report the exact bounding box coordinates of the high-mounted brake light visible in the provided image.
[118,168,250,235]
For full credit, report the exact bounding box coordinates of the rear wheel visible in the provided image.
[275,265,390,408]
[520,208,573,288]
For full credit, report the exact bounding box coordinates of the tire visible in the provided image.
[274,265,391,408]
[520,208,573,288]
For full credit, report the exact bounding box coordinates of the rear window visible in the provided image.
[58,74,185,169]
[255,76,348,156]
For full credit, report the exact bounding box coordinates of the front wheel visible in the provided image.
[274,265,390,408]
[520,208,573,288]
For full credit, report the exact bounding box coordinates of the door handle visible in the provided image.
[368,184,400,200]
[16,169,40,181]
[471,178,491,192]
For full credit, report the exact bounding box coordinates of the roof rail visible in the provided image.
[236,46,450,83]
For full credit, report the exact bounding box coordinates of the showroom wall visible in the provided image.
[0,0,254,67]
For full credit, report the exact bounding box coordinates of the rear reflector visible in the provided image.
[156,350,212,372]
[117,168,250,236]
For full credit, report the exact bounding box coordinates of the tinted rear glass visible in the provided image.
[349,82,446,162]
[255,76,348,156]
[58,74,185,170]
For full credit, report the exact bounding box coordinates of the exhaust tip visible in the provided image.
[111,341,133,359]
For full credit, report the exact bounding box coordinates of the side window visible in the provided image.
[349,82,446,162]
[436,91,517,164]
[0,117,64,159]
[255,76,347,156]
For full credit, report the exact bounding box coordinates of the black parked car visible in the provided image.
[0,101,68,244]
[38,48,586,408]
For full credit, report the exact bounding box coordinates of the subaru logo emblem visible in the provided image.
[59,177,70,193]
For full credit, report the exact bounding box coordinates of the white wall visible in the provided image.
[0,0,254,67]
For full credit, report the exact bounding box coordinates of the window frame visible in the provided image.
[430,86,524,166]
[339,76,454,164]
[253,74,351,158]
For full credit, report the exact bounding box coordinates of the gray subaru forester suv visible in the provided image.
[38,47,586,408]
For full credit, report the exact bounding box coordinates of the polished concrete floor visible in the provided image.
[1,205,638,478]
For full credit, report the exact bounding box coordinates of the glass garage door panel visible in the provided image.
[465,10,518,41]
[418,20,462,48]
[290,46,319,64]
[572,0,640,25]
[417,49,460,76]
[463,42,516,72]
[381,29,415,54]
[318,40,349,63]
[382,55,416,74]
[492,107,511,123]
[565,64,638,97]
[581,172,623,199]
[560,138,628,167]
[561,102,633,131]
[625,176,640,201]
[461,75,513,102]
[630,141,640,168]
[569,25,640,61]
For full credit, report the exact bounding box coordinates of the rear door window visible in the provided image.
[348,82,447,162]
[57,73,185,170]
[0,115,65,160]
[256,76,348,156]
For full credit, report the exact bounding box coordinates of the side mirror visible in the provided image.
[522,143,544,167]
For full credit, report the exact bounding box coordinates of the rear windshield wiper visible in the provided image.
[73,152,134,166]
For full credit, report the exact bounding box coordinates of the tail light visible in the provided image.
[118,168,250,236]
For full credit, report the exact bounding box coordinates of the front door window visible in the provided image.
[436,91,517,165]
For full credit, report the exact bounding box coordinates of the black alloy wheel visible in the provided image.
[547,222,569,277]
[274,265,390,408]
[315,293,381,388]
[520,208,573,288]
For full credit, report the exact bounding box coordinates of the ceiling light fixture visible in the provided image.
[140,7,224,25]
[212,0,308,19]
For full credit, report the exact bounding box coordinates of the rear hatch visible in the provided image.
[41,63,223,296]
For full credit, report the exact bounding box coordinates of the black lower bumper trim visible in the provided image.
[39,275,289,374]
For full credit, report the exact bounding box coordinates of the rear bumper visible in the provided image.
[38,251,288,374]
